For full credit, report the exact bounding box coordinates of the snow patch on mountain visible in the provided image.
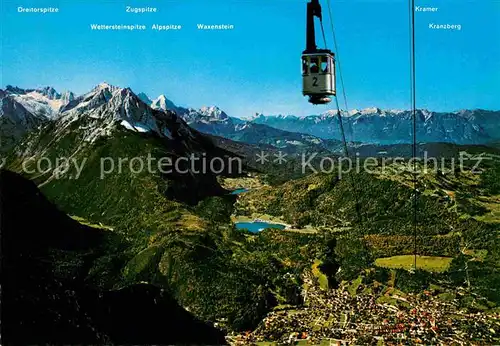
[8,89,73,120]
[285,140,303,146]
[120,120,150,133]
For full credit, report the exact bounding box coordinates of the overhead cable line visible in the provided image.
[409,0,418,271]
[323,0,363,225]
[325,0,350,117]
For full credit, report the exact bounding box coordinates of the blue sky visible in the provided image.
[1,0,499,118]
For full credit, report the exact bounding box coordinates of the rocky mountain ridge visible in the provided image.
[3,84,498,155]
[252,108,500,145]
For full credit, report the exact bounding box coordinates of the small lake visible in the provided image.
[235,221,286,233]
[230,188,249,195]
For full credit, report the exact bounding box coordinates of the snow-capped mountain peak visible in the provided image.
[60,91,75,104]
[150,94,186,115]
[37,86,60,100]
[51,83,198,144]
[198,106,228,120]
[151,94,169,110]
[93,82,118,92]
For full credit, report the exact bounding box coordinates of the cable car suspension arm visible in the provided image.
[306,0,324,52]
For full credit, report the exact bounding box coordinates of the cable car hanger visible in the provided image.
[302,0,336,105]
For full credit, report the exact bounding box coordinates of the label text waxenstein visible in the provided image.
[197,24,234,30]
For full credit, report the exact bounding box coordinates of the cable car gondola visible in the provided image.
[302,0,336,105]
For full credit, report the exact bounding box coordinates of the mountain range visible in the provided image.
[1,85,335,153]
[252,108,500,145]
[118,92,500,146]
[3,82,249,205]
[142,93,340,152]
[2,84,499,157]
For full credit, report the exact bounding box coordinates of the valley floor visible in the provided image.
[229,272,500,345]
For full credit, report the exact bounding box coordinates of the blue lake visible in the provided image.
[235,221,286,233]
[230,188,249,195]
